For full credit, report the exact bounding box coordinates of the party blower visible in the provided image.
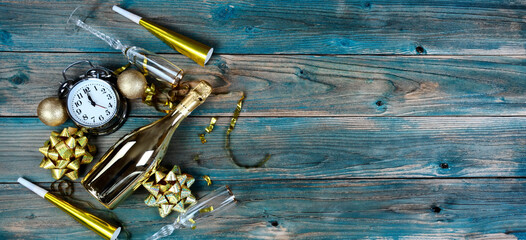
[67,7,183,85]
[112,6,214,67]
[17,177,121,240]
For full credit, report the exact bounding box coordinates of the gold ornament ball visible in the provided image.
[37,97,68,126]
[117,69,147,99]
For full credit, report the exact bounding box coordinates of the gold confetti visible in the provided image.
[203,175,212,186]
[199,206,214,213]
[187,217,197,230]
[198,133,207,144]
[205,117,217,133]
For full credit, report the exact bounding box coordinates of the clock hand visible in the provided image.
[86,93,97,107]
[86,92,107,109]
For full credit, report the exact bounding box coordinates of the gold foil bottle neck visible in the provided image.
[176,81,212,114]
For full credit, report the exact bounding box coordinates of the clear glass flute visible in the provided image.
[147,185,237,240]
[66,7,183,85]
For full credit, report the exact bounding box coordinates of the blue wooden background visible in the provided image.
[1,0,526,239]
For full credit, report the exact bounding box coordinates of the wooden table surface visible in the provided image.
[2,0,526,239]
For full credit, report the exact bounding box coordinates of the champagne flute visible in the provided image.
[147,185,237,240]
[66,6,183,85]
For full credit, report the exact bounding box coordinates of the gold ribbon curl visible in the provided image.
[142,81,192,114]
[226,93,271,168]
[203,175,212,186]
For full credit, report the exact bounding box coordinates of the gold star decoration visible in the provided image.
[38,127,96,180]
[142,165,196,218]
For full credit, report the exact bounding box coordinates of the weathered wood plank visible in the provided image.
[1,0,526,55]
[2,116,525,182]
[2,53,526,117]
[2,179,526,239]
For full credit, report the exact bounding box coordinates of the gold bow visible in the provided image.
[142,165,196,218]
[39,127,96,180]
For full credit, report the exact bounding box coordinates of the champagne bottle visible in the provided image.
[82,81,212,209]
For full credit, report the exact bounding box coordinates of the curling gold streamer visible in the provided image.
[143,84,156,106]
[113,63,131,75]
[227,94,245,135]
[142,57,149,76]
[203,175,212,186]
[225,93,271,168]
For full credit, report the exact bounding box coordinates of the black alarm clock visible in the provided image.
[59,60,128,135]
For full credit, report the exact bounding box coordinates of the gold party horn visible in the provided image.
[113,5,214,67]
[18,177,121,240]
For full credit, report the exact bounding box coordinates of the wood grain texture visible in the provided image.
[2,0,526,239]
[2,53,526,117]
[1,0,526,55]
[2,179,526,239]
[2,116,526,182]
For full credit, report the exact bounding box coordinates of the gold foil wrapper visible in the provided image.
[39,127,96,180]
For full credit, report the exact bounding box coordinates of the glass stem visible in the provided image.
[146,223,182,240]
[75,19,127,52]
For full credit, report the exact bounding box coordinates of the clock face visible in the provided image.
[67,78,119,127]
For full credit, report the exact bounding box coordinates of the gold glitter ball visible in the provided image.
[37,97,68,126]
[117,69,147,99]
